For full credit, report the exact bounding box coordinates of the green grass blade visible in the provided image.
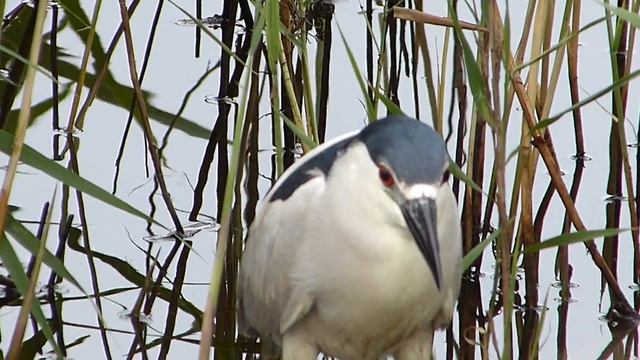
[337,22,376,122]
[260,0,285,176]
[283,115,318,149]
[5,213,85,293]
[601,2,640,28]
[0,234,62,357]
[525,228,631,253]
[264,0,282,69]
[0,130,165,229]
[447,5,495,128]
[0,44,57,83]
[58,0,106,62]
[462,227,502,271]
[38,55,211,139]
[533,68,640,132]
[64,228,203,318]
[9,187,57,357]
[449,159,483,193]
[375,87,404,116]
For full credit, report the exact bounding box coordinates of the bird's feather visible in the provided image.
[237,175,326,347]
[268,131,356,202]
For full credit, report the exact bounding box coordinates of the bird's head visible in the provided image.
[356,115,451,289]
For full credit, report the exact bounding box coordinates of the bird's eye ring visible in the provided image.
[378,166,395,187]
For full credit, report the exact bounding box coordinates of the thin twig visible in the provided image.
[393,6,487,32]
[116,0,183,234]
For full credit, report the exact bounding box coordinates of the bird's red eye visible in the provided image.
[378,166,394,187]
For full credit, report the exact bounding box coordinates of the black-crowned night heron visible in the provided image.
[237,115,462,359]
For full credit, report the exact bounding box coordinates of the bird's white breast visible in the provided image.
[285,144,460,358]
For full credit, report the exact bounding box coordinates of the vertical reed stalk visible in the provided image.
[0,0,48,235]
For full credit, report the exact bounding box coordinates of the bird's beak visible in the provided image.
[401,197,442,289]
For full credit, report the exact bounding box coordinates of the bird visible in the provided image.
[237,115,462,360]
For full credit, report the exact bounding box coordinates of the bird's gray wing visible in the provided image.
[237,174,326,346]
[237,132,358,345]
